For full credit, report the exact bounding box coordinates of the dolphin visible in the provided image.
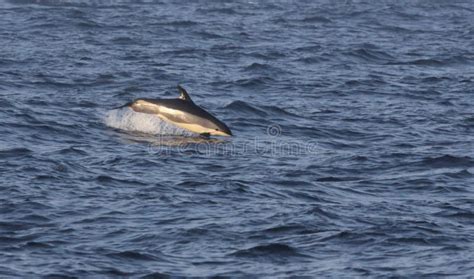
[120,85,232,137]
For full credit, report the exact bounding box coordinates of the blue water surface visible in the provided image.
[1,0,474,277]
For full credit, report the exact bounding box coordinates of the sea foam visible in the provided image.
[104,108,194,136]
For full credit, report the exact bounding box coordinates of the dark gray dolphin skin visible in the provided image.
[121,85,232,137]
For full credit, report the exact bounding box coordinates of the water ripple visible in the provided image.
[1,0,473,277]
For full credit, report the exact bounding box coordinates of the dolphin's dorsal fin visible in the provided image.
[177,85,193,102]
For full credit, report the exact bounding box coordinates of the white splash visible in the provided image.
[104,108,194,136]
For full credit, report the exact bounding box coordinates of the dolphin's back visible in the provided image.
[129,98,216,125]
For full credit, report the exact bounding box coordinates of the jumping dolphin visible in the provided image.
[120,85,232,137]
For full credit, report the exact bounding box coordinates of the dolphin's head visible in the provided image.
[176,85,233,137]
[207,118,232,137]
[192,110,232,136]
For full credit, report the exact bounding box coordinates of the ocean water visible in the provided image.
[1,0,474,277]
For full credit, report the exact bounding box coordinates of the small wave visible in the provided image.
[110,36,137,45]
[294,45,322,52]
[295,56,326,64]
[438,211,474,220]
[444,169,472,179]
[160,48,207,57]
[462,116,474,128]
[57,147,88,156]
[246,50,286,60]
[225,100,267,117]
[76,20,101,29]
[108,251,159,261]
[141,272,173,279]
[407,59,444,66]
[225,100,299,121]
[193,31,223,39]
[23,241,53,249]
[95,175,148,186]
[231,243,306,258]
[243,62,271,71]
[160,20,198,27]
[197,7,238,15]
[0,235,26,245]
[263,106,300,118]
[19,214,51,222]
[319,230,386,244]
[385,237,431,245]
[8,0,126,7]
[262,224,307,234]
[77,100,99,108]
[305,206,339,220]
[421,155,474,168]
[104,108,193,136]
[0,147,32,158]
[344,78,387,87]
[35,174,60,181]
[234,77,275,88]
[316,176,361,182]
[388,55,472,67]
[301,15,331,23]
[378,24,412,33]
[422,76,453,83]
[347,48,395,63]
